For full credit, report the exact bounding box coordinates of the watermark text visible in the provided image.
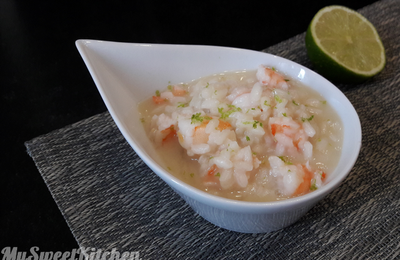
[1,247,141,260]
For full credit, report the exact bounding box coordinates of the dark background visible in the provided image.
[1,0,377,251]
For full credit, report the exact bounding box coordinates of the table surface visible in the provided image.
[1,0,380,251]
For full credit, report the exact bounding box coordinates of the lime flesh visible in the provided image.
[305,5,386,84]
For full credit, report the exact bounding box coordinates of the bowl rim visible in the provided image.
[76,39,362,213]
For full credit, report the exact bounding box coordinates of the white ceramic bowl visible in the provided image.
[76,39,362,233]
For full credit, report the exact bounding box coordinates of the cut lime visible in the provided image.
[305,5,386,84]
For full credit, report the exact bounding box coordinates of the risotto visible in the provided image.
[138,65,343,202]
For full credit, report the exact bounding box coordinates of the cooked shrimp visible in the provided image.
[193,122,209,145]
[257,65,289,90]
[268,156,317,196]
[231,82,263,109]
[269,117,312,159]
[172,85,187,96]
[160,125,177,143]
[270,117,300,138]
[293,165,314,195]
[177,115,234,156]
[152,95,165,104]
[193,118,232,145]
[207,164,218,176]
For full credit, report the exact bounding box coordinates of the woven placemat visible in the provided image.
[26,0,400,259]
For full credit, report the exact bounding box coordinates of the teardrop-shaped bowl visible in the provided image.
[76,39,361,233]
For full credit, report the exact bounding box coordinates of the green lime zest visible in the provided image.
[274,95,283,103]
[278,156,293,165]
[301,115,314,122]
[218,105,242,119]
[191,113,210,124]
[310,179,318,191]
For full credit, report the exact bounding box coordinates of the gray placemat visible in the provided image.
[26,0,400,259]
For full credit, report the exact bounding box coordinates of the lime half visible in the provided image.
[305,5,386,84]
